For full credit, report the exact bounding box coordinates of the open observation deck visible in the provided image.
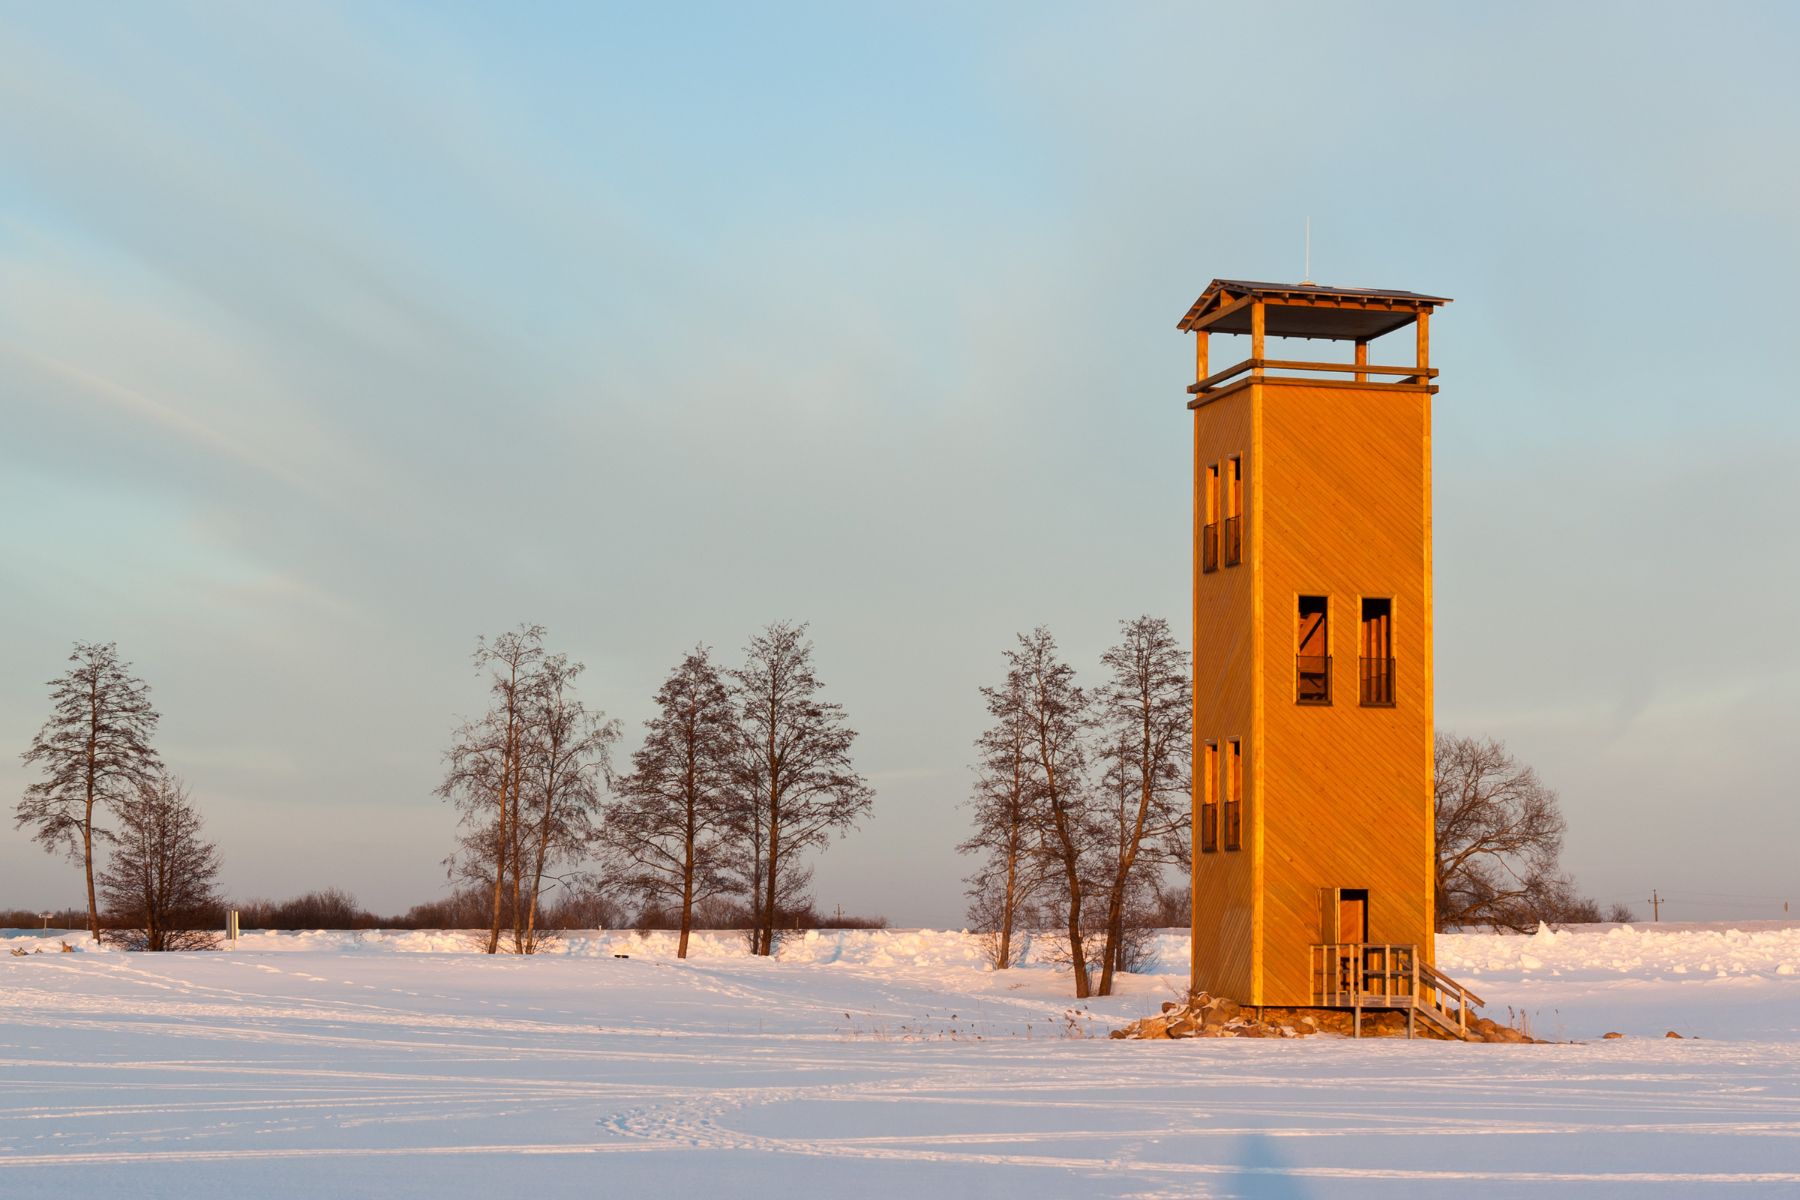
[1179,279,1452,404]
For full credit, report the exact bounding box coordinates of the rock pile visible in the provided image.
[1110,993,1540,1042]
[1458,1015,1538,1043]
[1109,995,1308,1040]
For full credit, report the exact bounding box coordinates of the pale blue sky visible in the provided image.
[3,3,1797,924]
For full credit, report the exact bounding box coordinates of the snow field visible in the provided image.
[3,924,1799,1197]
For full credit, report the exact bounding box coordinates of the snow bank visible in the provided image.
[1439,922,1800,980]
[10,923,1800,981]
[2,926,1194,973]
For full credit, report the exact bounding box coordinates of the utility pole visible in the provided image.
[1647,889,1661,922]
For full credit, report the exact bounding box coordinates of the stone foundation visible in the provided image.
[1109,993,1538,1043]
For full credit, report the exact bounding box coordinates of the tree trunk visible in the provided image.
[758,741,780,956]
[1097,714,1158,996]
[1097,820,1144,995]
[523,737,562,955]
[1044,753,1090,998]
[1097,875,1127,996]
[677,786,697,960]
[82,801,99,940]
[760,788,780,957]
[485,776,507,954]
[996,845,1017,970]
[146,886,161,951]
[678,835,694,960]
[1064,870,1089,999]
[524,796,553,955]
[84,722,100,939]
[509,754,525,953]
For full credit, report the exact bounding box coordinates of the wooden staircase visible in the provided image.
[1309,943,1486,1040]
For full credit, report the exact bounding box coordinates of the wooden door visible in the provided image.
[1339,891,1368,944]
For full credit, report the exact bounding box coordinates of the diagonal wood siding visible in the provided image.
[1191,379,1436,1008]
[1256,383,1435,1006]
[1191,390,1258,1001]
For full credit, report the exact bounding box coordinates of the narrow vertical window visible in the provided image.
[1223,457,1243,566]
[1223,738,1243,851]
[1199,741,1219,853]
[1359,598,1395,706]
[1296,595,1330,705]
[1202,464,1220,574]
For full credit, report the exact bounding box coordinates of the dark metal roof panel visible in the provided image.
[1208,279,1451,304]
[1177,279,1452,337]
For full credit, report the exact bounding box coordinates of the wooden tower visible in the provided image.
[1180,280,1468,1023]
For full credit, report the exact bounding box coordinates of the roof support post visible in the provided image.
[1194,330,1209,385]
[1354,338,1368,384]
[1414,310,1430,383]
[1250,301,1266,378]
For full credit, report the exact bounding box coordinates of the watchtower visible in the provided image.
[1180,280,1478,1033]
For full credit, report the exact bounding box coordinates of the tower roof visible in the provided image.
[1177,279,1450,341]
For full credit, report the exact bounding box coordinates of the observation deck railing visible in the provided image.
[1189,357,1439,397]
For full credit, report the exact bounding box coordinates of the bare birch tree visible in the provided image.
[1434,733,1571,931]
[1091,616,1190,995]
[604,647,738,958]
[16,642,163,939]
[959,664,1041,970]
[439,625,543,954]
[98,774,222,951]
[1008,627,1097,998]
[517,652,617,953]
[730,622,873,957]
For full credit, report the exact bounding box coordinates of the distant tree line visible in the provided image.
[219,887,892,935]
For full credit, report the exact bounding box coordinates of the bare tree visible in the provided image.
[1008,627,1097,998]
[730,622,873,957]
[1091,616,1190,995]
[98,774,222,951]
[438,625,544,953]
[1434,733,1571,931]
[16,642,163,939]
[517,652,618,953]
[604,647,738,958]
[441,716,508,942]
[959,663,1042,970]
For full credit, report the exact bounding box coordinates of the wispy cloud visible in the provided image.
[3,344,317,493]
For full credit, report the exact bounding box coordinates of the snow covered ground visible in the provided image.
[3,924,1799,1198]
